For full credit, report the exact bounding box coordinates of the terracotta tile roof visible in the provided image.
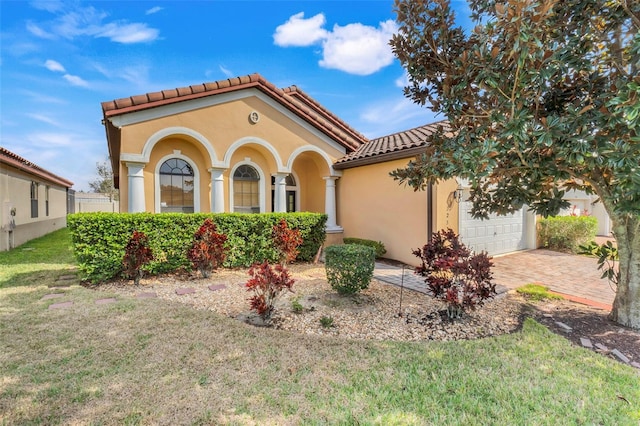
[0,147,73,188]
[102,74,370,188]
[333,120,453,169]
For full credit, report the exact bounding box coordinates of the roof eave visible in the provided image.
[334,146,427,170]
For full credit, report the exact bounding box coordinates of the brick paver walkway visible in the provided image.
[375,249,616,309]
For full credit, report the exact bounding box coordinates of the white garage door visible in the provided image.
[459,200,527,256]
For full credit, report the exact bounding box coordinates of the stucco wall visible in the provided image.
[0,165,69,251]
[117,94,341,213]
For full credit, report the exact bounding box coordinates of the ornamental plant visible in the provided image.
[245,261,295,321]
[325,244,375,295]
[187,218,228,278]
[413,229,496,319]
[122,230,154,286]
[272,218,303,265]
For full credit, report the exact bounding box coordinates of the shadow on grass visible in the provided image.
[0,267,79,290]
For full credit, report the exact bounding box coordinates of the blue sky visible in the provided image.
[1,0,472,191]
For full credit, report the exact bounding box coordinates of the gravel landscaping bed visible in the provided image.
[101,263,525,342]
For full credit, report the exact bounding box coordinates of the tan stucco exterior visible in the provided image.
[116,94,342,214]
[338,159,460,266]
[0,163,70,251]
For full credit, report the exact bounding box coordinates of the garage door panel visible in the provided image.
[459,200,526,256]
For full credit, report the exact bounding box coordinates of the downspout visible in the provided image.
[427,183,433,240]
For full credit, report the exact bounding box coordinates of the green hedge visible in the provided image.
[538,215,598,253]
[325,244,376,295]
[343,237,387,258]
[67,212,327,283]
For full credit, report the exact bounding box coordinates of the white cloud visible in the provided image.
[44,59,65,72]
[273,12,328,47]
[395,73,409,88]
[26,113,62,127]
[26,132,75,147]
[96,22,160,44]
[146,6,163,15]
[28,4,160,44]
[20,90,67,104]
[30,0,64,13]
[274,14,398,75]
[319,20,398,75]
[358,96,437,138]
[63,74,89,87]
[219,65,233,78]
[26,21,56,39]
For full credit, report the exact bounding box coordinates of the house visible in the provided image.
[0,147,74,251]
[101,73,538,265]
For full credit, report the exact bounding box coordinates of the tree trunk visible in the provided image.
[610,215,640,330]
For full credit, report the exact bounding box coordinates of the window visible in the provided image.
[30,182,38,218]
[45,186,50,216]
[159,158,194,213]
[233,165,260,213]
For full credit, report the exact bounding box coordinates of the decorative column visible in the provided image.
[209,168,226,213]
[323,176,343,232]
[274,173,288,213]
[126,162,146,213]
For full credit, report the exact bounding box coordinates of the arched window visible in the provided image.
[233,164,260,213]
[159,158,194,213]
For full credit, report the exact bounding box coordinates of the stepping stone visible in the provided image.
[136,292,157,299]
[555,321,572,332]
[176,287,196,295]
[57,275,76,281]
[95,298,117,305]
[611,349,630,364]
[580,337,593,348]
[48,301,73,310]
[631,362,640,369]
[41,293,65,300]
[595,343,609,352]
[208,284,226,292]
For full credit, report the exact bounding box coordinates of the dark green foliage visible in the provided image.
[325,244,375,295]
[538,216,598,253]
[67,212,326,283]
[343,237,387,258]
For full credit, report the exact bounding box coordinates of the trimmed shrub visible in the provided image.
[343,237,387,258]
[414,228,496,319]
[67,212,326,283]
[187,218,228,278]
[538,215,598,253]
[122,231,153,286]
[325,244,375,295]
[245,261,295,321]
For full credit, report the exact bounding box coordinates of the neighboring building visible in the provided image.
[101,74,539,265]
[0,147,74,251]
[75,191,119,213]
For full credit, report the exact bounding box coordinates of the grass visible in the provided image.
[1,228,639,424]
[516,283,564,301]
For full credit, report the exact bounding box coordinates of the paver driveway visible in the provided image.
[492,249,615,308]
[374,249,616,310]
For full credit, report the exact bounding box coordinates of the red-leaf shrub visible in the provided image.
[122,230,154,285]
[413,228,496,319]
[187,218,228,278]
[272,218,303,265]
[245,261,295,321]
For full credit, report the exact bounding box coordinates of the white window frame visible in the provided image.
[154,152,200,213]
[229,159,266,213]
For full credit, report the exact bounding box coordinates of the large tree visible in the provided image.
[390,0,640,328]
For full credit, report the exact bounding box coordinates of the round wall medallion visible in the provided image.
[249,111,260,124]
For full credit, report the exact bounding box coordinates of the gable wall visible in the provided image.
[116,94,346,212]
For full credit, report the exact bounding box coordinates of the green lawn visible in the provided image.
[1,228,638,425]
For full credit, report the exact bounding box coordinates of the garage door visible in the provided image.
[459,199,527,256]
